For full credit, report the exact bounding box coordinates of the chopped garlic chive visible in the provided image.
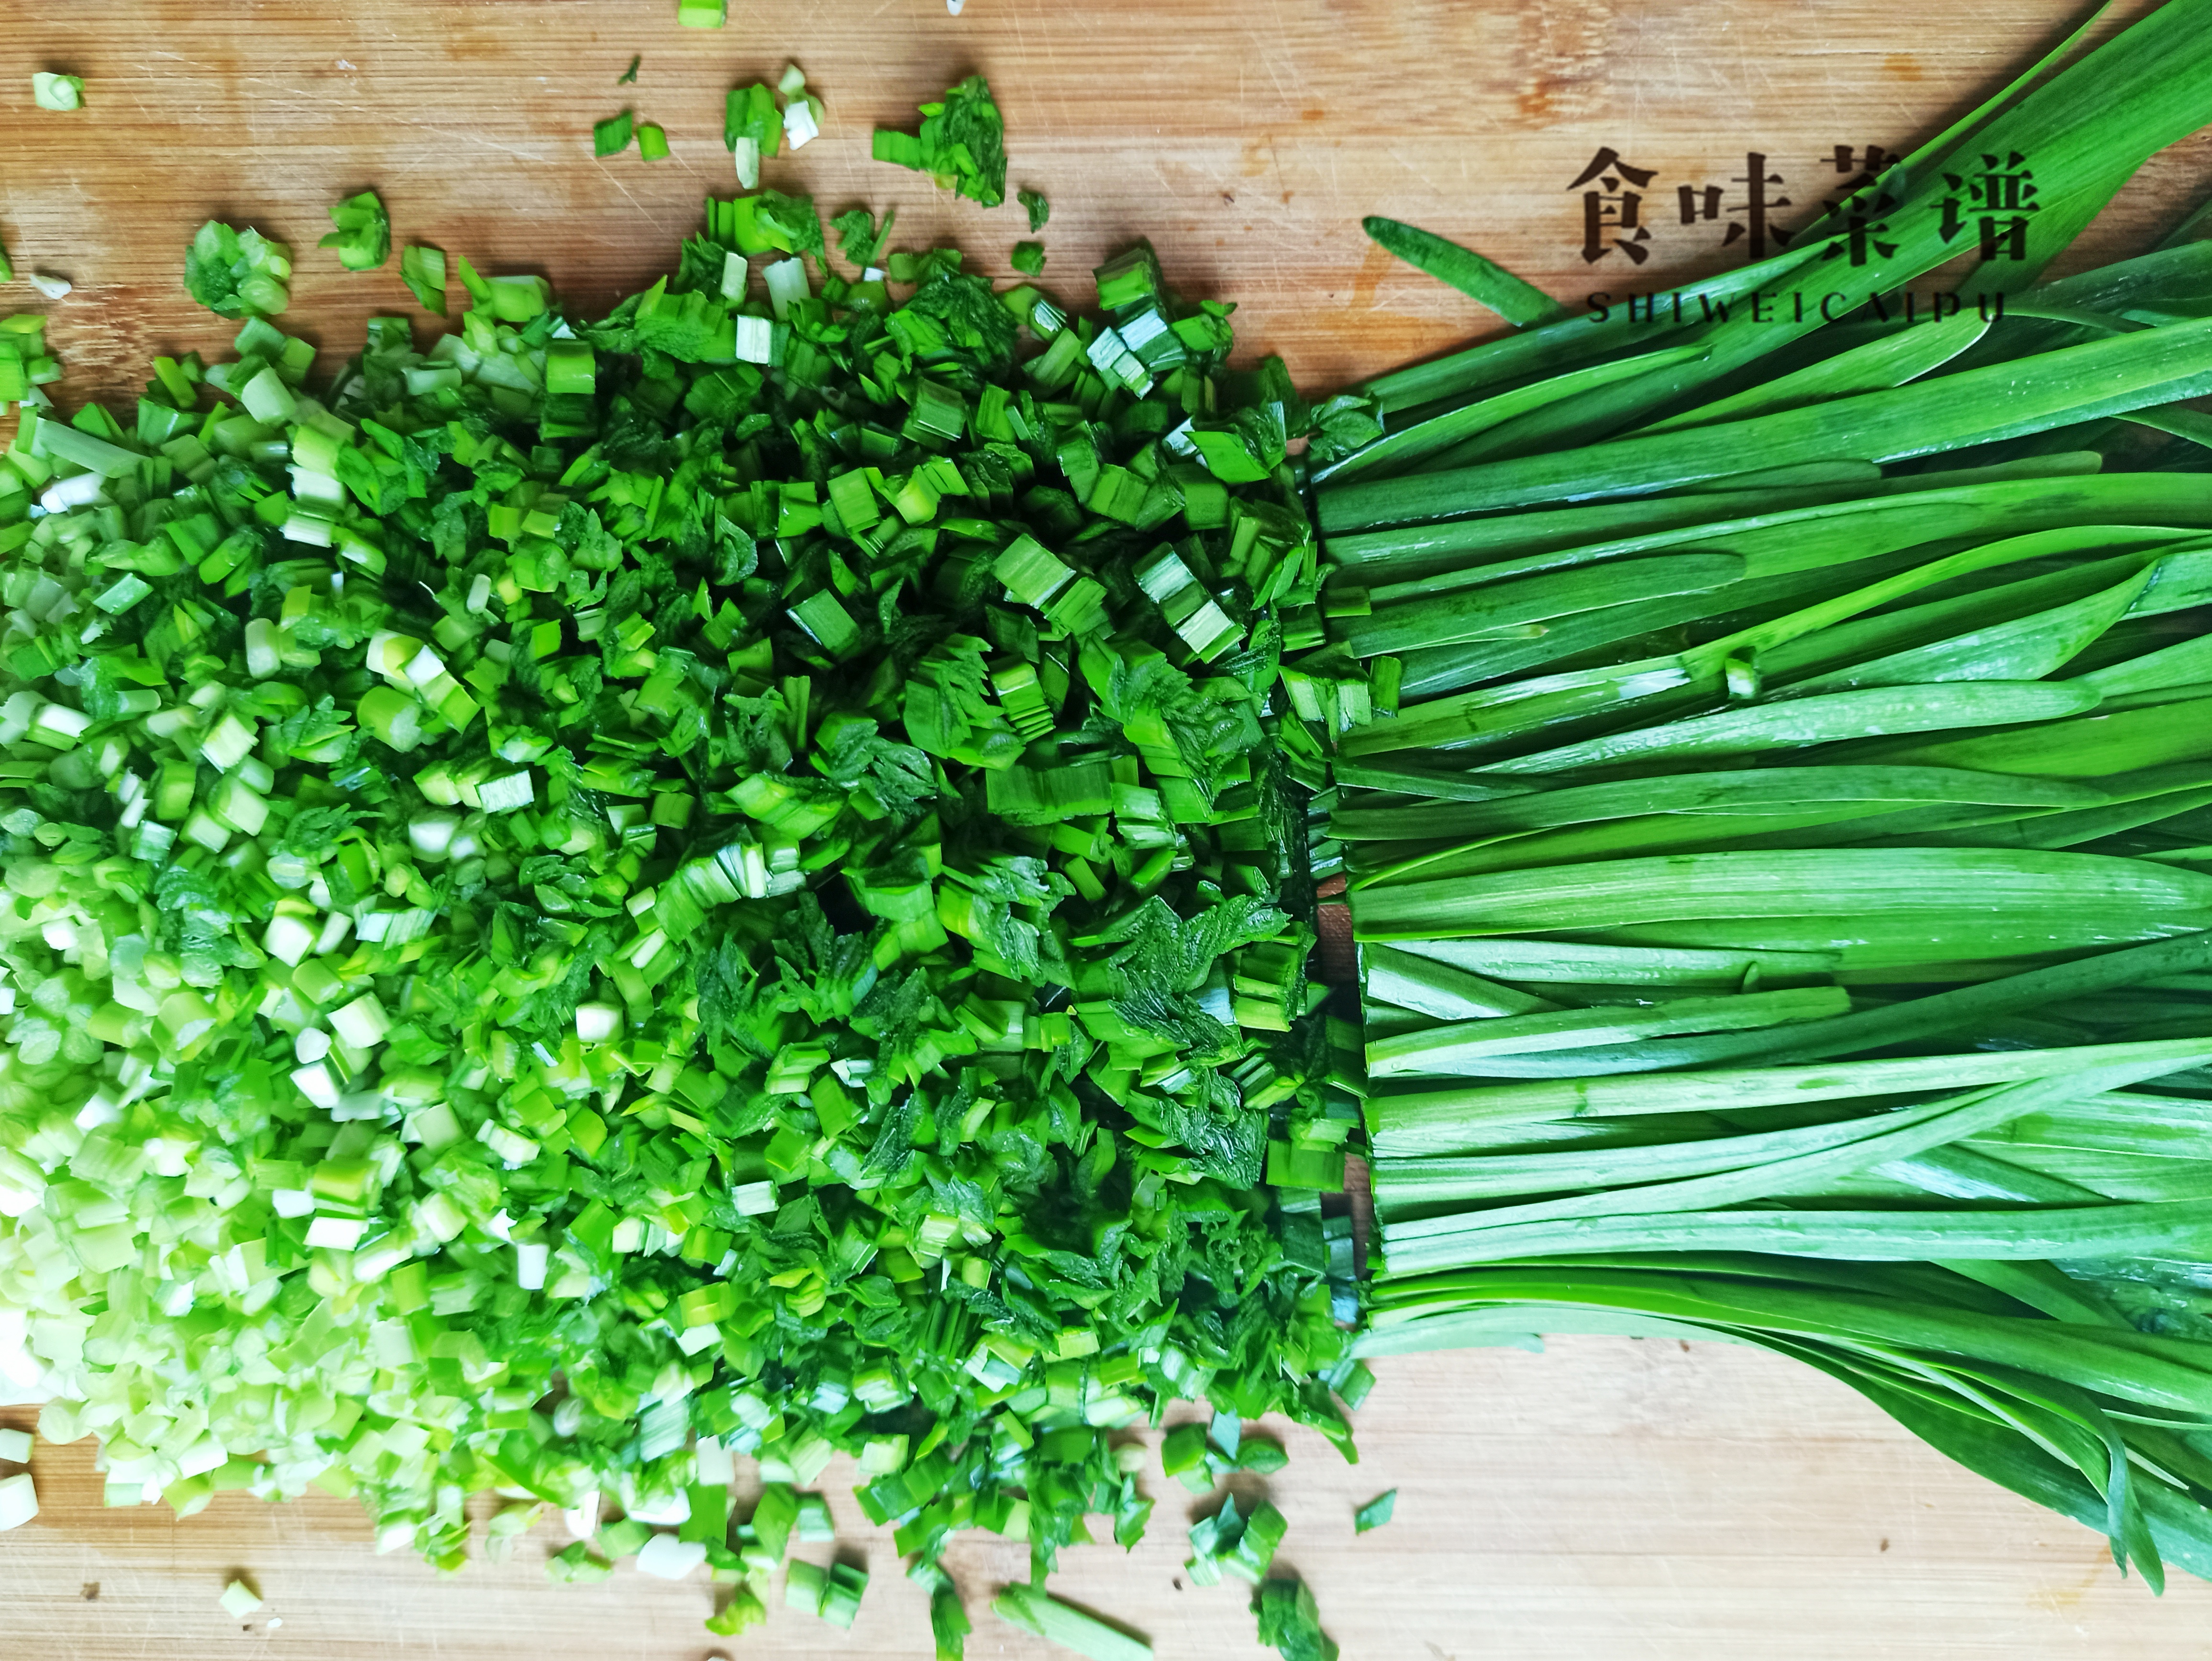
[32,73,83,112]
[0,1472,34,1531]
[218,1579,263,1618]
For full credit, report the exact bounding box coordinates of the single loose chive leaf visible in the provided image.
[618,55,641,84]
[593,110,635,157]
[399,244,448,315]
[675,0,726,25]
[637,122,670,162]
[1011,241,1045,277]
[1354,1490,1397,1533]
[32,72,83,112]
[319,189,391,272]
[1362,216,1563,327]
[1019,188,1050,232]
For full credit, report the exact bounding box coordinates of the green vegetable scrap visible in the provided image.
[182,220,292,319]
[593,110,635,157]
[399,246,449,317]
[1011,242,1045,278]
[619,55,641,85]
[676,0,725,26]
[1253,1578,1337,1661]
[1353,1488,1394,1532]
[874,74,1007,208]
[831,208,892,271]
[0,313,63,412]
[321,191,391,273]
[32,73,83,113]
[1019,188,1050,233]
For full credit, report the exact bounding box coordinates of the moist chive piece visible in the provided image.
[637,122,670,161]
[319,190,391,272]
[399,244,448,315]
[1354,1490,1397,1533]
[830,207,892,269]
[32,72,83,112]
[1019,187,1050,232]
[675,0,725,24]
[1253,1579,1337,1661]
[1361,216,1564,327]
[619,55,641,84]
[593,109,635,157]
[1011,241,1045,277]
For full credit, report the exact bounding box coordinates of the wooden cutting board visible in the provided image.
[7,1,2212,1656]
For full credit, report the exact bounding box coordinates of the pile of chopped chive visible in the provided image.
[0,181,1359,1656]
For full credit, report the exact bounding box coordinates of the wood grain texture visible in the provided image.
[7,1,2212,1655]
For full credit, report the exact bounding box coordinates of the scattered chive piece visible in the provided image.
[618,54,641,84]
[873,73,1006,206]
[674,0,725,24]
[0,1428,32,1463]
[32,72,83,112]
[637,122,670,162]
[991,1584,1151,1661]
[1011,240,1045,277]
[0,1473,35,1532]
[830,207,891,269]
[1354,1489,1396,1533]
[723,81,779,188]
[319,189,390,272]
[593,109,635,157]
[182,219,291,317]
[1361,215,1565,327]
[218,1579,263,1618]
[0,237,11,283]
[1019,187,1050,232]
[399,244,448,315]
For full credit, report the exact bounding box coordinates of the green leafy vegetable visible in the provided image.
[619,55,641,84]
[1020,188,1050,232]
[1354,1489,1395,1532]
[1011,240,1045,277]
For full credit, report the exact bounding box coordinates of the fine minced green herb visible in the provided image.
[593,109,635,157]
[1020,188,1050,232]
[320,190,391,272]
[874,74,1007,207]
[1012,241,1044,277]
[32,72,83,112]
[619,55,641,85]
